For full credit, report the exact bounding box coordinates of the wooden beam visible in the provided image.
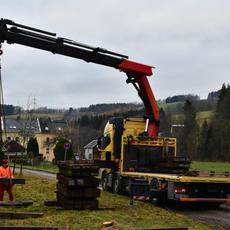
[0,227,60,230]
[0,211,43,219]
[0,178,25,184]
[44,200,60,207]
[0,200,33,207]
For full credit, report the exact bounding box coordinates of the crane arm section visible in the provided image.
[0,18,159,137]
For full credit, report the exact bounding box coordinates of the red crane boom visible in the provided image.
[0,18,159,137]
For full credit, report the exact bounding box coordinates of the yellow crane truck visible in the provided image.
[1,19,230,205]
[97,117,230,205]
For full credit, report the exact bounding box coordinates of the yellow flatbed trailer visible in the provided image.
[98,119,230,205]
[121,171,230,183]
[118,171,230,204]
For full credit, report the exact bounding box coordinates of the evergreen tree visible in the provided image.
[198,120,209,160]
[181,100,199,159]
[204,83,230,161]
[27,137,39,157]
[159,108,170,136]
[79,115,90,126]
[0,149,4,166]
[217,84,230,119]
[54,139,73,161]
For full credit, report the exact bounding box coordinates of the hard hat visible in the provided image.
[2,159,8,164]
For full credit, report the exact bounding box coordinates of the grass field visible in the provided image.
[0,174,213,230]
[196,110,214,124]
[191,161,230,172]
[158,101,183,110]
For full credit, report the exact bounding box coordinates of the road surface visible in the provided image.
[166,202,230,230]
[16,168,56,180]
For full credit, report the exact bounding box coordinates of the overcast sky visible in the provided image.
[1,0,230,109]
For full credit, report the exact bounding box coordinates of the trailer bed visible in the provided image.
[121,171,230,183]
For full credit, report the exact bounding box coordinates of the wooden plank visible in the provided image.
[75,177,100,186]
[57,161,99,177]
[0,227,60,230]
[0,178,25,184]
[0,211,43,219]
[56,192,99,210]
[58,167,98,177]
[57,182,100,198]
[56,173,75,186]
[0,200,33,207]
[44,200,60,207]
[58,160,94,165]
[57,173,100,187]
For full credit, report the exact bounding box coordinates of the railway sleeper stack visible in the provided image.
[57,161,100,210]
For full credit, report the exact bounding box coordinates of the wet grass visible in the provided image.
[196,110,214,122]
[0,174,214,230]
[191,161,230,173]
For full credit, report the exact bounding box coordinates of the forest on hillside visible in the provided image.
[161,84,230,161]
[5,84,229,162]
[63,84,229,162]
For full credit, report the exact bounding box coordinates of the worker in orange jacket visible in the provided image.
[0,159,14,201]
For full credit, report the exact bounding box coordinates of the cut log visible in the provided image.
[102,221,114,227]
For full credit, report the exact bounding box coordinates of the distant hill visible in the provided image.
[165,94,200,104]
[207,90,220,101]
[4,87,222,122]
[79,103,143,115]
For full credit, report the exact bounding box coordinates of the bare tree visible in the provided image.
[18,96,36,175]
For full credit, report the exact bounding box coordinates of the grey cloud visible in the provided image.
[0,0,230,108]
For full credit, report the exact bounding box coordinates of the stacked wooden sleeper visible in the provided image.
[56,161,100,210]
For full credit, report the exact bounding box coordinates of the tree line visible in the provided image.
[6,85,228,163]
[65,85,229,162]
[198,84,230,161]
[170,84,230,161]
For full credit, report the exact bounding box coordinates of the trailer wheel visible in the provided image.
[207,202,221,209]
[113,176,122,194]
[150,178,165,206]
[101,173,108,191]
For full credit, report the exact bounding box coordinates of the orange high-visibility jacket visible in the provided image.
[0,166,14,178]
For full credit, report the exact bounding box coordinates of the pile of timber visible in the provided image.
[56,160,100,210]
